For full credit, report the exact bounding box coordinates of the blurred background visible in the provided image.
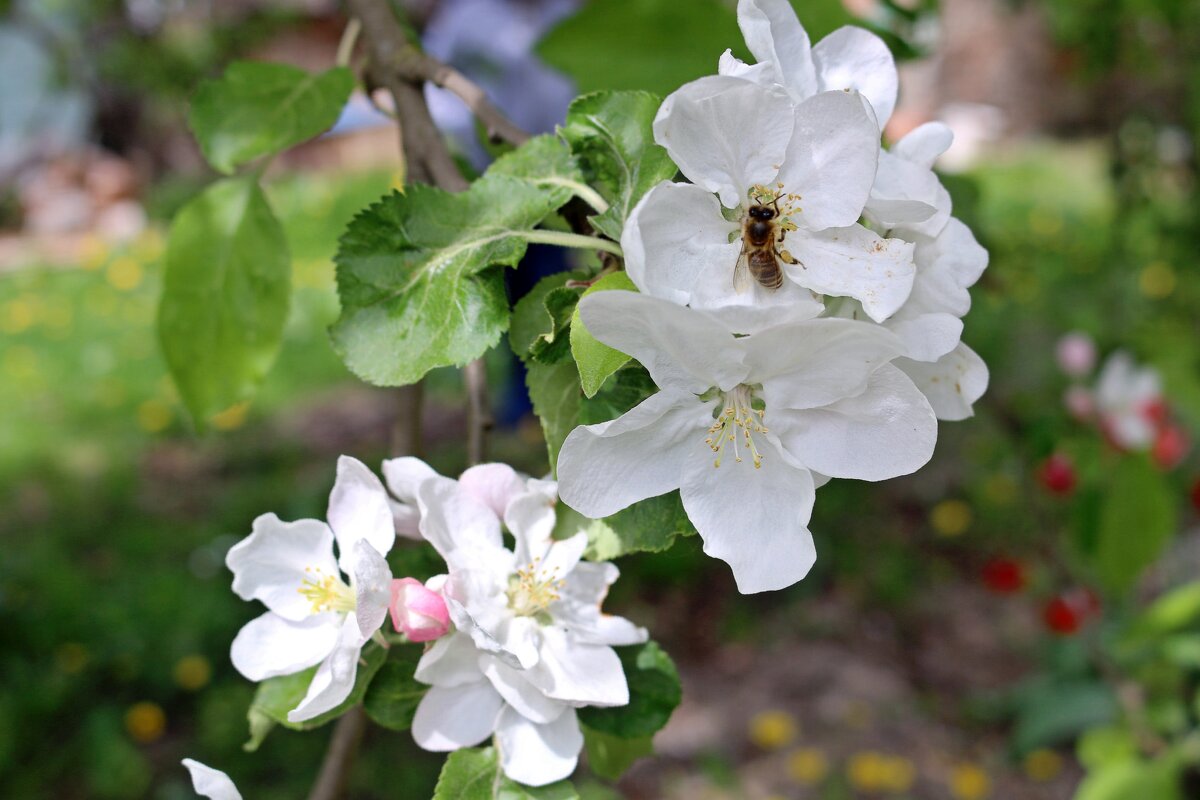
[2,0,1199,797]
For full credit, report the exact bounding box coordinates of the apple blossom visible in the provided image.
[225,456,395,723]
[181,759,242,800]
[395,462,646,786]
[631,77,916,326]
[390,577,452,642]
[1095,351,1163,450]
[719,0,899,129]
[557,291,937,593]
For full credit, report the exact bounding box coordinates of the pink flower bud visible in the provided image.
[1056,332,1096,378]
[389,578,450,642]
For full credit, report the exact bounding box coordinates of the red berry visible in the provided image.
[1038,454,1077,495]
[1152,425,1189,470]
[981,558,1026,594]
[1043,596,1082,635]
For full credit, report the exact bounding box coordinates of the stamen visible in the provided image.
[707,385,768,469]
[507,558,566,618]
[298,566,356,614]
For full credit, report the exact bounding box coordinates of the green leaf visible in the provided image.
[583,492,694,561]
[363,648,427,731]
[1010,679,1118,755]
[331,174,565,386]
[561,92,678,240]
[245,642,387,749]
[511,272,577,360]
[1126,581,1200,643]
[526,358,581,474]
[538,0,746,98]
[1075,755,1181,800]
[581,725,653,781]
[578,641,681,739]
[488,134,590,208]
[189,62,355,174]
[1093,455,1178,593]
[570,273,636,397]
[1076,725,1138,770]
[158,176,290,428]
[433,747,580,799]
[578,364,657,425]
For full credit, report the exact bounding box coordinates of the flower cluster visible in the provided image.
[217,456,644,787]
[1057,335,1190,469]
[558,0,988,593]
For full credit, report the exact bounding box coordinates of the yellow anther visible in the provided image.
[297,567,355,614]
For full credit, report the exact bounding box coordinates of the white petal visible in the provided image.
[866,149,949,235]
[537,533,588,584]
[443,595,526,670]
[774,364,937,480]
[482,659,566,724]
[812,26,898,128]
[412,681,504,751]
[181,760,243,800]
[892,121,953,169]
[906,217,987,319]
[496,615,543,670]
[505,490,558,566]
[415,631,486,687]
[352,540,391,638]
[680,435,817,593]
[459,463,525,519]
[653,75,793,208]
[288,614,367,722]
[415,476,504,562]
[528,628,629,707]
[777,90,880,231]
[785,225,916,322]
[391,500,422,540]
[623,181,740,306]
[496,705,583,787]
[553,563,648,646]
[226,514,337,621]
[748,317,905,410]
[328,456,395,574]
[737,0,818,99]
[576,291,748,393]
[888,312,963,362]
[230,611,341,681]
[896,342,989,421]
[557,389,713,519]
[717,47,776,84]
[381,456,438,504]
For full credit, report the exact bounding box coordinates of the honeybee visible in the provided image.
[734,196,799,293]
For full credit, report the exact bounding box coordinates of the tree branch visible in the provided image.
[305,706,367,800]
[463,358,492,465]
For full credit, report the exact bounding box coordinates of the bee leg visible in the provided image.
[777,248,801,268]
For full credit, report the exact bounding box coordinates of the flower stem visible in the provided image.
[523,229,623,258]
[565,182,610,215]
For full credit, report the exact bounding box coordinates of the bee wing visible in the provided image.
[733,245,752,295]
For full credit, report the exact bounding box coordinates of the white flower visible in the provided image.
[1095,351,1163,450]
[719,0,899,129]
[824,216,990,420]
[225,456,395,723]
[630,77,915,326]
[396,462,646,787]
[181,759,241,800]
[556,291,937,593]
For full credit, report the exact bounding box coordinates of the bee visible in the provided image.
[734,196,799,293]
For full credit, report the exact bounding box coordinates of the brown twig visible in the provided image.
[305,706,367,800]
[463,358,492,465]
[306,5,508,796]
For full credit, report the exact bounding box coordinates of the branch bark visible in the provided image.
[306,5,511,796]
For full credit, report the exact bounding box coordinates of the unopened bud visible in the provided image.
[389,578,450,642]
[1056,332,1096,378]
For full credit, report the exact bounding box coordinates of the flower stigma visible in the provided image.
[298,567,356,614]
[705,384,768,469]
[507,557,565,619]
